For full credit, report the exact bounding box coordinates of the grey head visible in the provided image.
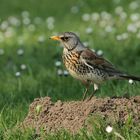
[50,32,85,51]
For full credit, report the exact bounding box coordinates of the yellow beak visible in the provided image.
[50,36,61,41]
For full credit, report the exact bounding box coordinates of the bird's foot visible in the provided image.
[85,90,98,101]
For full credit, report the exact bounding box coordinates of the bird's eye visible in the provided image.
[61,37,69,41]
[64,37,69,40]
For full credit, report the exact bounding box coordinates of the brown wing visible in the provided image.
[80,48,122,74]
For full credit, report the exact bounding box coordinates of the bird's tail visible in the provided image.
[105,67,140,82]
[109,70,140,81]
[119,75,140,82]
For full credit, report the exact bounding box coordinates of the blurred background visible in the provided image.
[0,0,140,134]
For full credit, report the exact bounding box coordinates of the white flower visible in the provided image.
[116,33,128,41]
[83,41,89,47]
[27,24,36,32]
[17,48,24,56]
[130,13,139,22]
[121,33,128,40]
[101,11,112,20]
[23,17,30,25]
[106,126,113,133]
[129,1,139,10]
[55,61,61,67]
[97,50,103,56]
[105,25,113,33]
[4,27,15,38]
[115,6,123,15]
[15,72,21,77]
[127,24,137,33]
[21,11,30,17]
[0,48,4,55]
[46,17,55,30]
[71,6,79,14]
[120,12,127,20]
[47,23,54,30]
[0,21,9,30]
[20,64,27,70]
[129,79,134,84]
[57,69,63,76]
[46,16,55,24]
[85,27,93,34]
[38,35,45,43]
[8,16,20,26]
[82,13,90,21]
[91,13,100,21]
[63,70,69,76]
[116,35,123,41]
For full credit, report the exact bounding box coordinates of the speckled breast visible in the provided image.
[62,52,107,83]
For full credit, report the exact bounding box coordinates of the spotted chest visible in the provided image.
[62,51,108,83]
[62,51,80,73]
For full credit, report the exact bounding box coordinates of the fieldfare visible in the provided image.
[50,32,140,100]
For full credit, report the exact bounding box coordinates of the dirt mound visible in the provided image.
[23,96,140,134]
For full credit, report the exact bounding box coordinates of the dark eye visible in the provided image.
[64,37,69,40]
[61,37,69,41]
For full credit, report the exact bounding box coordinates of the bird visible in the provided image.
[50,32,140,100]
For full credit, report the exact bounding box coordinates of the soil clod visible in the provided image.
[23,96,140,134]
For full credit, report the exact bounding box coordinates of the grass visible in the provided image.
[0,0,140,139]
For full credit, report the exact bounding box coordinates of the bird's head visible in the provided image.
[50,32,82,51]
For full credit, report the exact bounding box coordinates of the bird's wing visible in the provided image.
[79,48,122,74]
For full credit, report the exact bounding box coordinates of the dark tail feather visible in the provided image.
[120,75,140,82]
[105,68,140,81]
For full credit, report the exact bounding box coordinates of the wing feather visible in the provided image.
[80,48,123,75]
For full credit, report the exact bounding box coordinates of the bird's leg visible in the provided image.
[82,80,90,101]
[87,84,99,101]
[82,87,89,101]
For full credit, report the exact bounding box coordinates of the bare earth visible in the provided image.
[23,96,140,134]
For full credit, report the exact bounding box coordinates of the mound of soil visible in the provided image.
[22,96,140,134]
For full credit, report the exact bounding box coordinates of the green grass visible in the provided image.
[0,0,140,139]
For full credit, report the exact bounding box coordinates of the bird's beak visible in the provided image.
[50,36,61,41]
